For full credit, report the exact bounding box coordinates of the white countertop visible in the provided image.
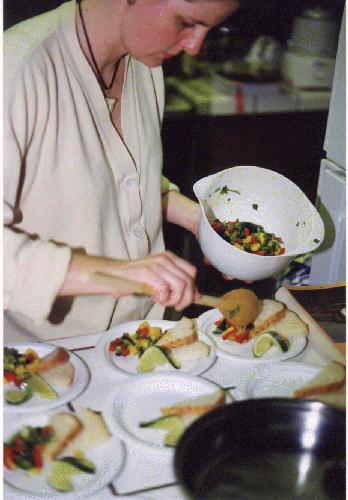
[4,288,344,499]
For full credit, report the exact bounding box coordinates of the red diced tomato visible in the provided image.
[244,227,250,236]
[138,327,149,339]
[14,438,24,453]
[212,221,224,232]
[4,371,22,386]
[33,444,44,469]
[256,250,265,256]
[251,236,258,244]
[222,325,237,340]
[279,247,286,255]
[122,348,130,357]
[40,426,53,440]
[4,446,16,470]
[109,338,122,351]
[234,331,250,344]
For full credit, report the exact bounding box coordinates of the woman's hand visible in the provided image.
[59,251,199,311]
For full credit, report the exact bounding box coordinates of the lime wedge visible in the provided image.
[137,346,170,373]
[140,415,185,447]
[253,331,289,357]
[47,461,79,492]
[6,388,31,405]
[26,374,58,400]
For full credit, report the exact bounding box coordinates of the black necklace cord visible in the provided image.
[77,0,121,95]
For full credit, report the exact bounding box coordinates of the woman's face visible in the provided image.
[121,0,239,67]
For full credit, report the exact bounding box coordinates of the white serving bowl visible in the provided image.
[193,166,324,281]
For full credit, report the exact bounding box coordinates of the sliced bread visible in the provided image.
[29,347,70,374]
[305,385,346,409]
[62,408,111,456]
[250,299,287,337]
[169,341,211,365]
[156,316,198,350]
[43,413,83,461]
[262,310,308,340]
[39,361,75,388]
[161,388,225,416]
[293,362,346,399]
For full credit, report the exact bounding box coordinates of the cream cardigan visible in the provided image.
[4,0,175,341]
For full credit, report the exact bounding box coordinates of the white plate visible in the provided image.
[196,308,308,362]
[3,411,125,499]
[95,320,216,376]
[4,343,90,413]
[233,362,322,401]
[107,372,225,451]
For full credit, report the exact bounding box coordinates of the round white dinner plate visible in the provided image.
[4,343,90,414]
[107,372,225,451]
[3,411,125,499]
[232,362,322,401]
[196,308,308,362]
[95,320,216,376]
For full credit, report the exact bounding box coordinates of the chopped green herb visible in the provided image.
[296,222,299,227]
[228,306,240,318]
[252,204,258,210]
[314,238,319,243]
[219,185,241,196]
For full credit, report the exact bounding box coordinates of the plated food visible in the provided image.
[140,389,225,447]
[197,291,308,362]
[96,318,216,376]
[211,218,285,256]
[3,408,124,497]
[294,361,346,409]
[4,344,90,412]
[108,373,227,450]
[233,361,346,409]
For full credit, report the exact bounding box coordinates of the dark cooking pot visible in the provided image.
[175,398,345,500]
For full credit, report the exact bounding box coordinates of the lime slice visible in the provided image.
[26,374,58,400]
[253,331,289,357]
[6,388,31,405]
[47,460,79,492]
[139,415,185,447]
[137,346,170,373]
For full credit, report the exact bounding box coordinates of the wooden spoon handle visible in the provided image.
[91,272,155,296]
[92,272,221,309]
[194,294,221,308]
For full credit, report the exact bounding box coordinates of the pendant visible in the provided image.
[106,96,117,113]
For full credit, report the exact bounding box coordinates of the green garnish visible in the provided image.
[252,204,258,210]
[314,238,319,243]
[219,185,241,195]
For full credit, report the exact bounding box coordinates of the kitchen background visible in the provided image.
[4,0,346,322]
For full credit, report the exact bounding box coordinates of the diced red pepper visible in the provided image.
[234,331,250,344]
[4,371,22,386]
[109,338,122,351]
[4,446,16,470]
[279,247,286,255]
[33,444,44,469]
[256,250,265,256]
[40,426,53,440]
[122,348,130,357]
[244,227,250,236]
[212,221,224,232]
[14,438,24,454]
[138,327,149,339]
[251,236,258,244]
[222,325,237,340]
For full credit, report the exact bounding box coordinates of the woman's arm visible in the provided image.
[59,250,199,311]
[162,190,200,237]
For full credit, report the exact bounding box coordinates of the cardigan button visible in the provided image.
[125,176,137,188]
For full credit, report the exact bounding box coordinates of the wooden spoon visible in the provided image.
[91,272,259,324]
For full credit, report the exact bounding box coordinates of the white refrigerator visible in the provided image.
[309,9,346,285]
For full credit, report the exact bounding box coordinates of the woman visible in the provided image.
[4,0,240,341]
